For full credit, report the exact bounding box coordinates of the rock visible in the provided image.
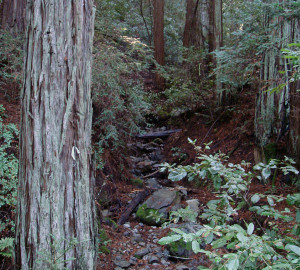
[113,259,131,268]
[148,255,160,264]
[145,178,162,189]
[123,223,131,229]
[129,256,137,265]
[123,231,131,237]
[134,248,150,258]
[136,189,182,226]
[176,265,190,270]
[132,234,144,243]
[137,160,155,173]
[186,199,200,214]
[144,189,181,209]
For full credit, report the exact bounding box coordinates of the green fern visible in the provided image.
[0,237,14,257]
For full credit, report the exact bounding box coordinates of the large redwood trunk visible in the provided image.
[153,0,165,90]
[0,0,25,32]
[255,0,300,162]
[15,1,96,269]
[207,0,223,103]
[183,0,201,48]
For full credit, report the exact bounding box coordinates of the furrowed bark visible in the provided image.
[153,0,165,90]
[255,0,300,160]
[15,1,96,269]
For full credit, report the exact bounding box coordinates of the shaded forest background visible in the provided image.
[0,0,299,269]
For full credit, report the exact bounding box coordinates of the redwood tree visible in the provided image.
[0,0,25,32]
[183,0,201,48]
[15,1,96,269]
[255,0,300,161]
[153,0,165,90]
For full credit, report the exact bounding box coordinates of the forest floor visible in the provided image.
[0,78,298,269]
[94,81,298,269]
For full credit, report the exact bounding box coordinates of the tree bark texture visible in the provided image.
[207,0,223,103]
[15,1,96,269]
[255,0,300,157]
[0,0,25,32]
[183,0,201,48]
[153,0,165,90]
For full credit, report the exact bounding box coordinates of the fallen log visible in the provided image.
[117,189,151,225]
[136,129,182,139]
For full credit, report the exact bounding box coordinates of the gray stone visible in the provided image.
[176,265,190,270]
[137,160,155,173]
[144,189,179,209]
[123,223,131,229]
[145,178,162,189]
[123,231,131,237]
[132,234,143,243]
[148,255,160,264]
[186,199,200,214]
[113,259,131,268]
[134,248,150,258]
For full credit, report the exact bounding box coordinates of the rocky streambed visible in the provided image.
[98,128,210,270]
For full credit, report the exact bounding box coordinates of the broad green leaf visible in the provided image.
[158,234,182,245]
[192,240,201,253]
[171,228,185,235]
[286,244,300,256]
[247,223,254,235]
[212,238,227,249]
[262,167,271,179]
[226,257,239,270]
[169,169,187,182]
[237,232,247,243]
[251,194,260,204]
[267,196,275,206]
[205,232,214,244]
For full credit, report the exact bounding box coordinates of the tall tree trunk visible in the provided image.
[207,0,223,104]
[183,0,201,48]
[255,0,300,162]
[289,75,300,158]
[0,0,25,32]
[153,0,165,90]
[14,1,96,269]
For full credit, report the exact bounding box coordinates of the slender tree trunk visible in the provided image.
[153,0,165,90]
[255,0,300,161]
[207,0,223,104]
[0,0,25,32]
[14,1,96,269]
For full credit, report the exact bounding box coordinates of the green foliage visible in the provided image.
[130,177,144,188]
[0,30,24,98]
[0,105,18,235]
[162,206,198,228]
[253,157,299,184]
[136,203,165,226]
[36,235,81,270]
[0,237,13,258]
[161,139,252,191]
[160,215,300,270]
[92,12,151,152]
[159,139,299,269]
[97,229,111,254]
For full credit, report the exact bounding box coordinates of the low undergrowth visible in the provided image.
[159,139,299,270]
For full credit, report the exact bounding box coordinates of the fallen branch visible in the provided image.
[117,189,151,225]
[136,129,182,139]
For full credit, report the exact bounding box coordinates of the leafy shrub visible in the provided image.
[0,30,24,99]
[0,105,18,236]
[159,140,299,269]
